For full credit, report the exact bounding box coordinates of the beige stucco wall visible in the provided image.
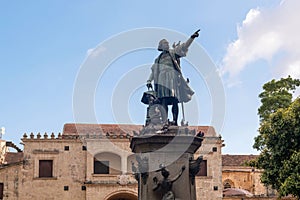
[222,166,276,196]
[0,140,8,164]
[0,164,22,199]
[19,137,87,200]
[86,184,137,200]
[195,136,223,200]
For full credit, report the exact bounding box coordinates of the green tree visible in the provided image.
[253,76,300,198]
[258,76,300,121]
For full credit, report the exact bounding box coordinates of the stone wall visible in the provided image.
[195,134,223,200]
[0,164,22,199]
[0,140,8,164]
[19,134,87,200]
[86,184,137,200]
[222,166,276,197]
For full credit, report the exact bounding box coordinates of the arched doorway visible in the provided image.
[223,179,235,189]
[105,191,138,200]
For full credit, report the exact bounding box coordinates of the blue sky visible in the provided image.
[1,0,299,154]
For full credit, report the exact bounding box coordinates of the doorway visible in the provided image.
[106,192,138,200]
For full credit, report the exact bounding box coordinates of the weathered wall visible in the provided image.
[0,140,8,164]
[19,136,87,200]
[222,166,276,197]
[0,164,22,199]
[195,135,223,200]
[86,183,137,200]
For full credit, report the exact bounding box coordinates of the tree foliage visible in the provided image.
[258,76,300,121]
[253,76,300,198]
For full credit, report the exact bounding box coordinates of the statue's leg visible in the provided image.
[160,98,168,123]
[171,101,178,126]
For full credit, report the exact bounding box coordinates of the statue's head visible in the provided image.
[161,167,170,178]
[158,39,169,51]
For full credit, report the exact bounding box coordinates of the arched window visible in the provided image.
[224,182,231,189]
[94,152,121,175]
[105,191,138,200]
[223,179,234,189]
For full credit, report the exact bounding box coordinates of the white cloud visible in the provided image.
[242,8,260,26]
[221,0,300,81]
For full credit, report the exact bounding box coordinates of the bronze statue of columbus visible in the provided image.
[146,30,199,126]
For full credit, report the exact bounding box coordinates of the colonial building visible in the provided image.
[222,155,277,198]
[0,123,224,200]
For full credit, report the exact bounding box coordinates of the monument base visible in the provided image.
[130,126,203,200]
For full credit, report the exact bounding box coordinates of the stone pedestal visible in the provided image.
[130,126,203,200]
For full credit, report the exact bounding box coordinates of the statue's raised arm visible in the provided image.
[174,29,200,57]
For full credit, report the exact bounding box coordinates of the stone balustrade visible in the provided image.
[22,132,133,140]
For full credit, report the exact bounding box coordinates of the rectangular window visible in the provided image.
[0,183,3,200]
[39,160,53,178]
[197,160,207,176]
[94,160,109,174]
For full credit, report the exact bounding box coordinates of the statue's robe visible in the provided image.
[150,43,194,104]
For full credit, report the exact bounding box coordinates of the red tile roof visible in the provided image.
[4,152,23,165]
[62,123,216,137]
[63,124,143,136]
[222,155,258,166]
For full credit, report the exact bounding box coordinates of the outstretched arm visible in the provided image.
[184,29,200,49]
[175,30,200,56]
[171,165,186,183]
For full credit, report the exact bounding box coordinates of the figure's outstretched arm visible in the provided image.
[171,165,186,183]
[183,29,200,49]
[175,30,200,57]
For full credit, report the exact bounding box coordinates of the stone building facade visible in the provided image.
[0,123,224,200]
[222,155,278,198]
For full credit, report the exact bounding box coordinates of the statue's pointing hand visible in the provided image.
[191,29,200,38]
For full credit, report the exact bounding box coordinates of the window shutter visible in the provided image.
[39,160,53,177]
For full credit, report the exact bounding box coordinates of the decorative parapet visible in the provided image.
[64,132,132,140]
[22,132,134,140]
[22,132,63,140]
